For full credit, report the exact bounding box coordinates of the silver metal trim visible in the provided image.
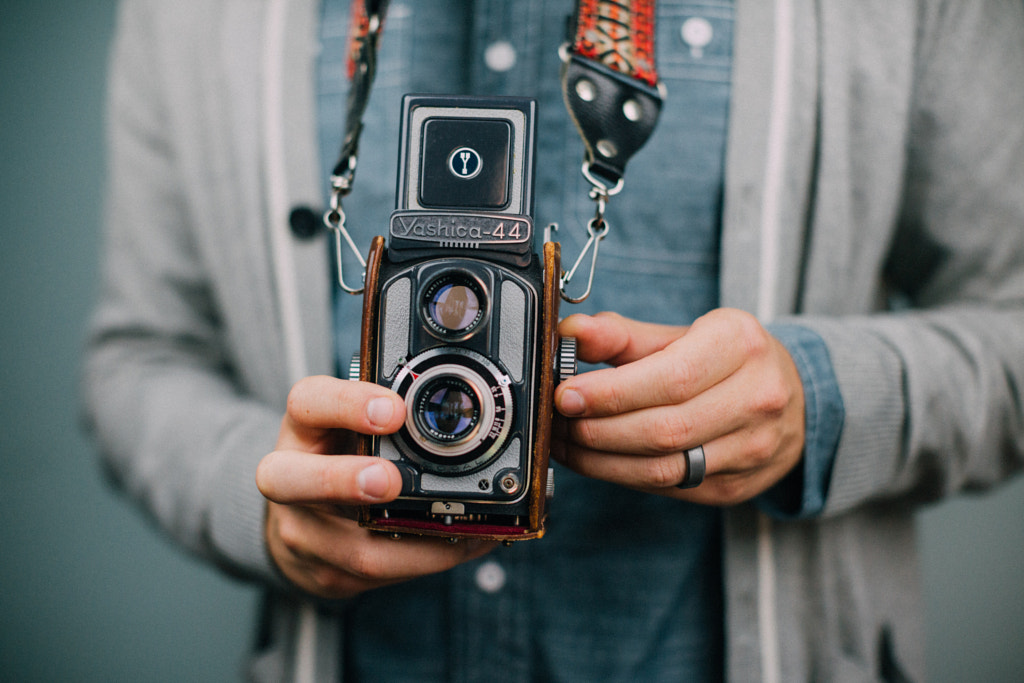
[405,106,527,214]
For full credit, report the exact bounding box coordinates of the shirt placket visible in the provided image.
[444,3,555,682]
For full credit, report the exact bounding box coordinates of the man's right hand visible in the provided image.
[256,375,496,600]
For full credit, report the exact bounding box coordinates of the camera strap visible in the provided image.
[557,0,665,302]
[324,0,391,294]
[324,0,664,302]
[563,0,663,189]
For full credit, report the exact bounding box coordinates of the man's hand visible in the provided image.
[553,309,805,506]
[256,375,495,600]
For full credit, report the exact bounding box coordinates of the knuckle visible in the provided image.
[594,310,625,323]
[285,391,302,421]
[275,513,305,554]
[745,429,779,466]
[310,458,340,499]
[728,309,770,356]
[660,358,700,402]
[710,475,752,505]
[644,411,694,454]
[597,377,630,415]
[307,565,348,596]
[343,544,385,581]
[571,418,600,450]
[754,381,790,416]
[254,455,275,494]
[286,377,314,415]
[647,454,687,488]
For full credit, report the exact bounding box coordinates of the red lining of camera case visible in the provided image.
[365,517,534,539]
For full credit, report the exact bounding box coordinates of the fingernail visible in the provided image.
[357,463,391,499]
[559,389,585,416]
[366,397,396,428]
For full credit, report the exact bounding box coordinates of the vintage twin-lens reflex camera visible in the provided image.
[354,95,576,542]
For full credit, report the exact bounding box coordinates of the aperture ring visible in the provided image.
[390,347,514,474]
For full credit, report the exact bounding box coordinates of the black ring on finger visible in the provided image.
[675,445,706,489]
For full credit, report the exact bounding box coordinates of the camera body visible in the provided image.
[355,95,574,541]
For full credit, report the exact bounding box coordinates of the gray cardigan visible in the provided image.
[84,1,1024,680]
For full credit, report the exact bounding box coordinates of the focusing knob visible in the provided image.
[557,337,578,384]
[348,353,361,382]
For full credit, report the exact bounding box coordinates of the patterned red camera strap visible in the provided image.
[570,0,659,87]
[346,1,659,91]
[345,0,388,80]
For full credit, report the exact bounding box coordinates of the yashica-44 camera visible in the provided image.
[354,95,576,542]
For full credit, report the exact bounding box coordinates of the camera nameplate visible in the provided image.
[390,210,532,254]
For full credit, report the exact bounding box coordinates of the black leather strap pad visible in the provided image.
[561,53,664,186]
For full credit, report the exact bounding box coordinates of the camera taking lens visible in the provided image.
[392,351,513,472]
[414,376,481,445]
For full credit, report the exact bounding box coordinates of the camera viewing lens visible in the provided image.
[423,273,484,335]
[415,376,481,445]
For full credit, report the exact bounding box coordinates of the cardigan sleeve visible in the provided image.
[802,1,1024,516]
[81,0,286,587]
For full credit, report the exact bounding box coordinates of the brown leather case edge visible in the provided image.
[358,240,561,542]
[356,237,385,531]
[526,241,562,536]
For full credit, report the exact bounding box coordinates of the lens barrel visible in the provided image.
[414,375,481,444]
[422,271,486,338]
[391,348,513,475]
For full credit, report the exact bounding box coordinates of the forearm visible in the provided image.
[805,1,1024,515]
[83,335,283,584]
[799,307,1024,516]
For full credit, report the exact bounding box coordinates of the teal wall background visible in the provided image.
[0,3,257,681]
[1,2,1022,681]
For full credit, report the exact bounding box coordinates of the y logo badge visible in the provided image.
[448,146,483,180]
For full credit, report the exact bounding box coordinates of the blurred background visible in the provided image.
[1,2,1022,681]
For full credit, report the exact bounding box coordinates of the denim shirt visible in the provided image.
[322,2,842,680]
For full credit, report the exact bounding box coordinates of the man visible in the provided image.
[84,1,1024,680]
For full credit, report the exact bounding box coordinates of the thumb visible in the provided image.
[558,312,687,366]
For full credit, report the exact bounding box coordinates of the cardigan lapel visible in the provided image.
[720,0,819,320]
[220,0,333,393]
[273,0,334,379]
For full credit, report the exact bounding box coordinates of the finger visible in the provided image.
[550,437,744,504]
[551,440,709,491]
[280,375,405,450]
[558,312,685,366]
[329,531,499,586]
[554,417,803,506]
[257,451,404,504]
[563,387,745,456]
[556,309,756,417]
[562,337,802,458]
[267,503,497,598]
[273,505,498,595]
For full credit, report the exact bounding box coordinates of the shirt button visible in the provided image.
[474,560,507,593]
[681,17,714,58]
[484,40,517,72]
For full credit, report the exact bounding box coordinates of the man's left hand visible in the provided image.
[553,309,805,506]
